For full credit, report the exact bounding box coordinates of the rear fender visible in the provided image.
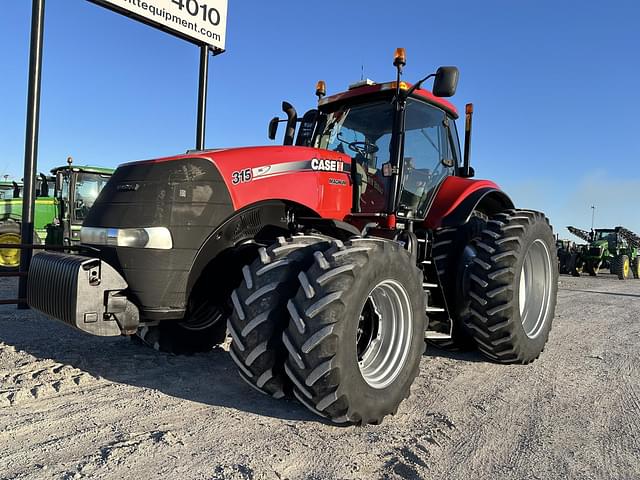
[440,188,514,227]
[425,177,514,229]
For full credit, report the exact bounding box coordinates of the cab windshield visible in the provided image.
[316,99,457,217]
[74,173,110,221]
[594,230,615,241]
[0,184,17,200]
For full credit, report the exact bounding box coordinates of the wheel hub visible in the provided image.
[357,280,413,389]
[0,233,21,268]
[518,239,553,339]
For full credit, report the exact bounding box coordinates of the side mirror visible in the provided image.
[433,66,459,97]
[55,172,63,195]
[268,117,279,140]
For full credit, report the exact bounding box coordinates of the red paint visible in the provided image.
[121,153,499,231]
[207,146,353,219]
[423,176,502,229]
[319,82,458,118]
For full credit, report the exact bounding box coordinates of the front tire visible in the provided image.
[466,210,558,364]
[585,260,600,276]
[284,238,425,425]
[568,252,583,277]
[132,298,229,355]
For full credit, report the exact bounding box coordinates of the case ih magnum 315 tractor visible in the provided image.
[28,50,558,425]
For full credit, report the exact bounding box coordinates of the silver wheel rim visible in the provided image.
[518,239,553,338]
[357,279,413,389]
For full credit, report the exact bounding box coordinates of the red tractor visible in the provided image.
[27,49,558,425]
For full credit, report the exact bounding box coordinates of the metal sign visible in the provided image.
[90,0,228,50]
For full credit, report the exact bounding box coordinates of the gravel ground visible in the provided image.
[0,274,639,480]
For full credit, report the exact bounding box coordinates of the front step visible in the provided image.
[425,330,452,340]
[426,306,445,313]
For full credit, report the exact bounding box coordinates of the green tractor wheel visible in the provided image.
[0,221,21,271]
[585,260,600,277]
[612,255,631,280]
[632,258,640,279]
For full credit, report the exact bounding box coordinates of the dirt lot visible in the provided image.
[1,274,639,480]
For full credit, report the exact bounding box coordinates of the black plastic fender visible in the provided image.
[440,188,514,228]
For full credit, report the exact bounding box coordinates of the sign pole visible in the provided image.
[196,45,210,150]
[18,0,46,309]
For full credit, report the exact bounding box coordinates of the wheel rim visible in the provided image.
[623,259,630,277]
[518,239,553,339]
[357,279,413,389]
[0,233,21,267]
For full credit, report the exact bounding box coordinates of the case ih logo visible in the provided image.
[311,158,345,172]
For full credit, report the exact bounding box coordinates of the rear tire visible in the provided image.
[227,235,333,398]
[466,210,558,364]
[284,238,425,425]
[612,255,631,280]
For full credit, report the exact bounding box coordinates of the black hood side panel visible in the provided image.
[84,157,234,317]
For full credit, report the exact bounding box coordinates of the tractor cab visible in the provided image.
[50,160,112,245]
[314,81,461,220]
[269,49,474,227]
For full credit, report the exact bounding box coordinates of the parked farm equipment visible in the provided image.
[0,159,112,270]
[567,226,640,279]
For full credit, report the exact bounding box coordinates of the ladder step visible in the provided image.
[420,260,431,265]
[422,282,438,288]
[425,331,452,340]
[417,238,426,243]
[426,306,445,313]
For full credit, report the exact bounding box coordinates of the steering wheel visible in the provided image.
[348,141,379,156]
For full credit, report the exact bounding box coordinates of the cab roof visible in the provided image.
[318,80,458,119]
[50,165,114,175]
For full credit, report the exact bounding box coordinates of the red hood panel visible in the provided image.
[122,146,354,220]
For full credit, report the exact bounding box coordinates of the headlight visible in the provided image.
[80,227,173,250]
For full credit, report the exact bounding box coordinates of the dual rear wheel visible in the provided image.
[228,235,425,424]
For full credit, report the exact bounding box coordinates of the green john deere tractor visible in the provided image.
[567,226,640,279]
[0,161,113,270]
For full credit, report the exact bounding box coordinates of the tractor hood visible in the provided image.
[121,146,353,218]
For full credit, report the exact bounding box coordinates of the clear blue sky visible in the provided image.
[1,0,639,235]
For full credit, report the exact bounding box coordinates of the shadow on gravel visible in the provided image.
[561,288,640,299]
[0,306,320,423]
[423,345,486,363]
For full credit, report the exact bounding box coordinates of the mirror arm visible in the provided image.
[403,73,435,99]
